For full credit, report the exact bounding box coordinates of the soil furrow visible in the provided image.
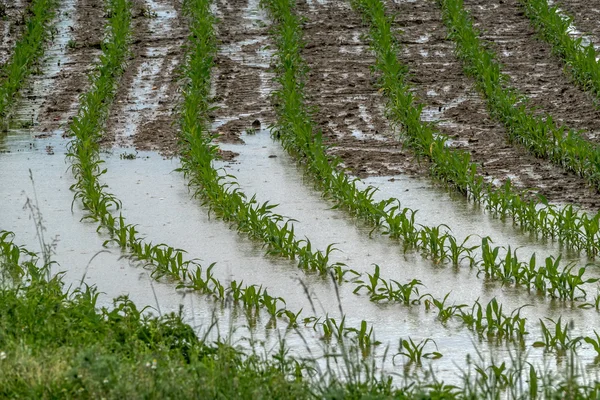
[100,0,186,155]
[36,0,106,136]
[383,0,600,210]
[297,0,423,178]
[463,0,600,141]
[209,0,275,152]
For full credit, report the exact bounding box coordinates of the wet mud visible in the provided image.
[463,0,600,139]
[377,0,600,211]
[0,0,29,66]
[297,0,426,178]
[35,0,106,136]
[560,0,600,45]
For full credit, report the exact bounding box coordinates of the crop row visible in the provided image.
[62,0,315,329]
[262,0,596,303]
[0,0,57,121]
[519,0,600,100]
[55,0,529,350]
[177,0,345,278]
[58,0,387,350]
[438,0,600,192]
[352,0,600,259]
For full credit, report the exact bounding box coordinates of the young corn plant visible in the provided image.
[394,338,443,365]
[533,317,583,353]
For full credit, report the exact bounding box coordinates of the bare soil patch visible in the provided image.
[37,0,106,134]
[463,0,600,140]
[209,0,275,150]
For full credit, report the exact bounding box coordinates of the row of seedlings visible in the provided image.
[437,1,600,203]
[175,0,449,352]
[348,0,600,356]
[352,0,600,259]
[259,0,600,360]
[178,0,349,279]
[64,0,308,329]
[519,0,600,100]
[178,0,547,355]
[261,0,596,306]
[0,0,58,120]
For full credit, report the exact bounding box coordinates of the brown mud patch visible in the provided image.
[297,0,424,178]
[560,0,600,44]
[100,0,186,156]
[0,0,31,65]
[209,0,275,152]
[376,0,600,211]
[36,0,106,135]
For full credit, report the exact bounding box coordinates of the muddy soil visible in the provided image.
[364,0,600,211]
[99,0,186,155]
[560,1,600,49]
[208,0,276,149]
[463,0,600,140]
[36,0,106,135]
[0,0,29,65]
[297,0,426,178]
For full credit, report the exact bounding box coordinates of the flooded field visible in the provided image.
[3,0,600,395]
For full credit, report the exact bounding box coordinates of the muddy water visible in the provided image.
[98,149,600,381]
[3,145,600,383]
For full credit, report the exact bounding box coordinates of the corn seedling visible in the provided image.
[395,338,443,365]
[533,317,582,353]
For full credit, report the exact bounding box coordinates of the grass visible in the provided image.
[4,229,600,398]
[0,232,315,398]
[0,0,57,123]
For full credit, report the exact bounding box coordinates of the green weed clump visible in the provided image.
[353,0,600,260]
[0,0,57,121]
[520,0,600,100]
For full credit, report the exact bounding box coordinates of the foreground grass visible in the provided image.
[0,234,309,398]
[3,229,600,398]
